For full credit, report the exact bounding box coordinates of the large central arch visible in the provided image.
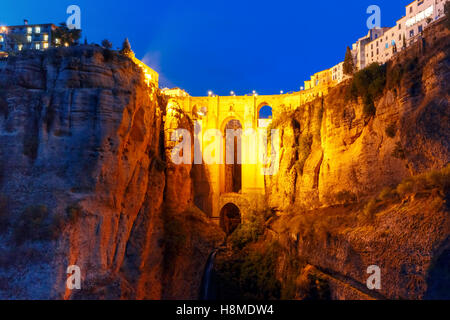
[221,118,242,194]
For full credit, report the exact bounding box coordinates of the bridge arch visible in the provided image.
[221,118,243,194]
[219,202,241,234]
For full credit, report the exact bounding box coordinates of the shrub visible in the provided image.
[378,187,398,201]
[396,179,415,196]
[385,123,397,138]
[348,63,386,101]
[216,241,282,300]
[360,199,377,223]
[363,94,376,117]
[162,210,187,262]
[229,211,265,250]
[334,190,357,205]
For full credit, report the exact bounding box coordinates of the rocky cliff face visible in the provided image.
[264,22,450,299]
[0,47,223,299]
[267,24,449,211]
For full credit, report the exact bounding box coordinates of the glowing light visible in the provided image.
[280,90,284,94]
[208,91,213,97]
[230,91,235,96]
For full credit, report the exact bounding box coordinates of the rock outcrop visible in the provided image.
[0,47,224,299]
[264,22,450,299]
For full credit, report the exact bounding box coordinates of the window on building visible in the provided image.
[35,43,40,50]
[43,42,49,49]
[35,26,40,33]
[18,44,23,51]
[377,49,379,54]
[410,30,415,37]
[27,35,32,42]
[0,36,3,42]
[371,52,374,57]
[43,34,48,41]
[391,40,395,46]
[27,27,32,34]
[418,25,423,33]
[398,24,401,30]
[399,34,402,40]
[410,7,413,13]
[385,43,389,49]
[55,38,60,45]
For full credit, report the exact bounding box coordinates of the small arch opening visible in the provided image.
[258,105,273,119]
[220,203,241,235]
[258,105,273,128]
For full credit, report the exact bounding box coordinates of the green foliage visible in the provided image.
[229,210,265,250]
[343,46,355,75]
[120,38,132,56]
[101,39,112,49]
[334,190,357,205]
[378,187,398,201]
[385,123,397,138]
[216,241,282,300]
[360,199,377,223]
[387,64,405,89]
[300,273,331,300]
[392,142,406,159]
[162,210,187,261]
[363,94,376,117]
[348,63,387,100]
[52,22,81,47]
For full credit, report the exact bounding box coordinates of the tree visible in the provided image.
[52,22,81,47]
[120,38,132,55]
[343,46,355,75]
[101,39,112,49]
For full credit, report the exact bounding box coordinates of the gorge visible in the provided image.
[0,20,449,300]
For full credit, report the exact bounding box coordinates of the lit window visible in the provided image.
[55,38,60,44]
[0,36,3,42]
[27,35,32,42]
[35,43,40,50]
[43,42,49,49]
[35,26,41,33]
[43,34,48,41]
[27,27,32,34]
[18,44,23,51]
[392,40,395,46]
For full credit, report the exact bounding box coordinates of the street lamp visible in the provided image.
[208,90,213,97]
[280,90,284,94]
[230,91,235,96]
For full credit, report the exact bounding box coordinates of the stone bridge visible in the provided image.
[166,88,329,233]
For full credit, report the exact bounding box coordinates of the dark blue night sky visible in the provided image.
[1,0,411,96]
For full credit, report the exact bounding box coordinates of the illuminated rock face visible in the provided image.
[0,47,223,299]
